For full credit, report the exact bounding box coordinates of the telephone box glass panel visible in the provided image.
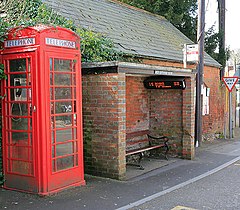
[50,58,78,173]
[5,57,33,176]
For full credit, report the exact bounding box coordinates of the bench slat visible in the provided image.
[126,144,165,156]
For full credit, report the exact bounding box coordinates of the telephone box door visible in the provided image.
[2,52,38,192]
[46,52,84,191]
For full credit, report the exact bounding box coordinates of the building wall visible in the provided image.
[203,66,225,135]
[82,73,126,180]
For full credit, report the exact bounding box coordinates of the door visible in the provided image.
[2,53,38,192]
[46,52,84,191]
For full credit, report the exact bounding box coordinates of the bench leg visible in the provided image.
[164,142,170,160]
[126,152,145,170]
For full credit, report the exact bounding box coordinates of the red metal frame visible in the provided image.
[1,25,85,195]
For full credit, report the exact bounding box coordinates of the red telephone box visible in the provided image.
[0,25,85,195]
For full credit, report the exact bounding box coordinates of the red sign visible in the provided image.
[222,77,239,92]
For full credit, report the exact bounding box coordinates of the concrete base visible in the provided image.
[126,157,178,180]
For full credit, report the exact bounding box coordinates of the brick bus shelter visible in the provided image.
[82,61,196,180]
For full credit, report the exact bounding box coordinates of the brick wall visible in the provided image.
[203,66,225,135]
[149,87,184,157]
[82,73,126,180]
[182,77,195,159]
[126,76,149,150]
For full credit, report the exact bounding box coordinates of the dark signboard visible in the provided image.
[144,76,186,90]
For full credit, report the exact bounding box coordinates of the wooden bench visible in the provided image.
[126,131,169,170]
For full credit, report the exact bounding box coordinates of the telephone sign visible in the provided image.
[222,76,239,92]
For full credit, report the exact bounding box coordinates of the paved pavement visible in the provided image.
[128,159,240,210]
[1,129,240,210]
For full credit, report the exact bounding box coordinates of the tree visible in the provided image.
[204,25,219,61]
[119,0,198,42]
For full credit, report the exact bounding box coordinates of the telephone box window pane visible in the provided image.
[56,142,73,157]
[11,132,29,143]
[50,73,53,85]
[11,118,29,131]
[51,102,54,114]
[11,146,29,160]
[74,141,78,153]
[10,74,27,86]
[52,131,55,144]
[50,58,53,71]
[56,156,74,171]
[9,75,30,102]
[72,74,76,85]
[10,103,29,116]
[73,128,77,139]
[75,155,78,166]
[50,88,54,100]
[56,129,73,142]
[54,74,71,86]
[55,101,72,114]
[73,88,76,99]
[55,115,73,127]
[29,133,32,146]
[51,116,56,129]
[54,59,71,72]
[9,59,26,72]
[71,61,76,72]
[52,160,56,172]
[7,160,11,172]
[10,87,28,102]
[73,114,77,126]
[29,148,33,160]
[52,146,56,158]
[55,87,72,99]
[12,160,32,175]
[28,58,31,72]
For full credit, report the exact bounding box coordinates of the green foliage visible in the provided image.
[204,26,219,61]
[204,26,229,67]
[119,0,198,42]
[0,64,7,80]
[0,0,121,62]
[77,28,120,62]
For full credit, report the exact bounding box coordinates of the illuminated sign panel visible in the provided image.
[4,38,35,48]
[144,77,186,90]
[45,38,76,48]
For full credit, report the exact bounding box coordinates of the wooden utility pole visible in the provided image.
[218,0,226,77]
[195,0,205,146]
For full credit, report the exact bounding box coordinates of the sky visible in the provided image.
[205,0,240,50]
